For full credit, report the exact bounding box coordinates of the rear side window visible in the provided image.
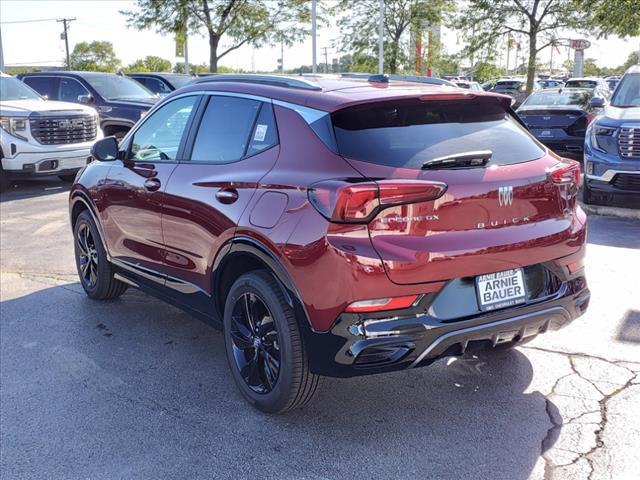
[22,76,60,99]
[246,102,278,157]
[190,96,261,163]
[332,98,545,168]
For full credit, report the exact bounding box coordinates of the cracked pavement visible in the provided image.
[1,179,639,480]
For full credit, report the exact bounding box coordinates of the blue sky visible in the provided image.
[1,0,639,71]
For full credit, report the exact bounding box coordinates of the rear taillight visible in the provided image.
[547,159,581,210]
[547,159,581,187]
[308,179,447,223]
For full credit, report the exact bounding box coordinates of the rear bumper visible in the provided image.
[304,269,589,378]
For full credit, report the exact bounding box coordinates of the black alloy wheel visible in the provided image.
[76,222,99,288]
[229,292,281,394]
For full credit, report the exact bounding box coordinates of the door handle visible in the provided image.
[215,188,239,204]
[144,178,161,192]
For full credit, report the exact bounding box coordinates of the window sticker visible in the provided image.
[254,124,268,142]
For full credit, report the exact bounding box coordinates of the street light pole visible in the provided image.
[311,0,317,74]
[57,17,76,70]
[378,0,384,74]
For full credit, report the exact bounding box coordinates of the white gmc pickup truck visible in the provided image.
[0,73,101,192]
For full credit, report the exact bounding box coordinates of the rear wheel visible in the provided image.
[223,271,321,413]
[0,171,9,193]
[73,210,127,300]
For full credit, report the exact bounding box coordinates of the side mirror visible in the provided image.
[91,137,119,162]
[590,97,605,108]
[78,94,94,105]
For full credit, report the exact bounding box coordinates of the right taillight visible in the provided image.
[308,179,447,223]
[547,159,581,210]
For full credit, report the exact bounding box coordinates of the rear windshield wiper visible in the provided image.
[421,150,493,170]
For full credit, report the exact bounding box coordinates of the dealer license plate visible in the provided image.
[475,268,526,312]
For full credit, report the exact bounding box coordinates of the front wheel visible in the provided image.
[73,210,127,300]
[223,271,321,413]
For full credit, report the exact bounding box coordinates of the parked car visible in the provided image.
[564,77,611,99]
[69,74,589,413]
[605,76,620,91]
[538,79,564,89]
[126,72,193,97]
[454,80,483,91]
[491,78,542,107]
[0,73,100,192]
[517,88,604,157]
[584,65,640,205]
[18,71,158,139]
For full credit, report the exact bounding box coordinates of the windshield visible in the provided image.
[84,74,156,101]
[522,89,592,107]
[0,76,43,101]
[167,76,193,89]
[610,73,640,107]
[332,98,545,168]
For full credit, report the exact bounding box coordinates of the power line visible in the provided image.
[0,18,59,25]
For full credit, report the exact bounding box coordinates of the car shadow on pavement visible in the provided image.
[0,283,560,480]
[586,216,640,249]
[0,177,71,203]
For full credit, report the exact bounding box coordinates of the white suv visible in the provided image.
[0,73,101,192]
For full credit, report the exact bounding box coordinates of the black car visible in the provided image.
[517,88,606,157]
[126,73,193,97]
[18,72,159,139]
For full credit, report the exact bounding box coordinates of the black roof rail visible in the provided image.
[190,74,322,91]
[341,72,455,87]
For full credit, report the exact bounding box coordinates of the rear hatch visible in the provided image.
[330,95,583,285]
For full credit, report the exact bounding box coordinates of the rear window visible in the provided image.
[332,98,545,168]
[522,90,592,107]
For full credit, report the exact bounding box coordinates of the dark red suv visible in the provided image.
[69,74,589,413]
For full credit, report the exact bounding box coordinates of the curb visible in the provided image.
[579,201,640,220]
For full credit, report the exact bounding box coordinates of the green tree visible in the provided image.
[126,55,172,72]
[469,61,505,83]
[123,0,312,73]
[68,41,121,72]
[577,0,640,38]
[455,1,592,95]
[622,51,640,71]
[583,57,601,77]
[337,0,453,74]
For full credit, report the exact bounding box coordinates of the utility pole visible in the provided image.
[57,17,76,70]
[0,27,4,72]
[322,46,329,73]
[311,0,317,74]
[378,0,384,74]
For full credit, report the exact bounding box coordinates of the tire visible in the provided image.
[223,270,321,413]
[58,174,77,182]
[73,210,128,300]
[0,171,9,194]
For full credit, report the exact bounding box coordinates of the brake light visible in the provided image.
[345,295,420,313]
[308,179,447,223]
[547,159,581,187]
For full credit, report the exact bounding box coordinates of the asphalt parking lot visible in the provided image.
[1,178,639,480]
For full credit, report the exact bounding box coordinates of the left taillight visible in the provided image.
[308,179,447,223]
[547,159,581,187]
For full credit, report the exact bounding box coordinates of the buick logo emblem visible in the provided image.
[498,186,514,207]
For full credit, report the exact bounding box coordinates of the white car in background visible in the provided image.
[0,73,101,192]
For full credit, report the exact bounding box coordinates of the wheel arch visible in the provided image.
[69,191,110,258]
[213,237,313,333]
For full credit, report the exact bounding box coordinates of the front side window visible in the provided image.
[190,96,262,163]
[129,96,197,161]
[59,78,89,102]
